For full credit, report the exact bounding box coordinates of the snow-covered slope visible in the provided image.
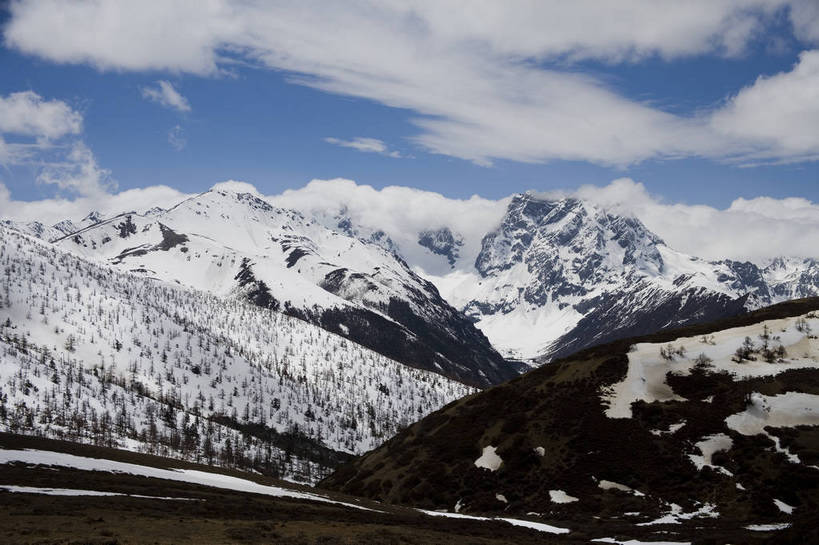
[0,225,473,483]
[50,186,516,387]
[322,299,819,535]
[423,194,819,363]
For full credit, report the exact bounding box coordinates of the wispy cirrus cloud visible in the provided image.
[141,80,191,112]
[324,137,402,158]
[0,90,112,198]
[5,1,819,168]
[168,124,187,151]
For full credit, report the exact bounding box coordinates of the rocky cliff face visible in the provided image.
[436,193,819,363]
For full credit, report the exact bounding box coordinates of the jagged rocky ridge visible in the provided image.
[322,298,819,542]
[434,194,819,363]
[0,225,473,483]
[47,187,517,387]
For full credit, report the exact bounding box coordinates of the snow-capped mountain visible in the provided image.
[421,194,819,363]
[2,210,106,243]
[50,185,517,387]
[10,184,819,373]
[0,225,473,483]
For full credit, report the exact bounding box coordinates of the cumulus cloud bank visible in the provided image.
[4,1,819,166]
[2,174,816,266]
[270,178,819,265]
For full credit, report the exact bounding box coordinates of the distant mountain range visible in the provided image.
[6,186,516,387]
[299,191,819,364]
[6,187,819,373]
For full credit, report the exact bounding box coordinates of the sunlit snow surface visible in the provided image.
[417,509,570,534]
[548,489,579,503]
[0,448,376,511]
[0,484,196,500]
[745,523,791,531]
[602,313,819,419]
[473,445,503,471]
[687,434,733,475]
[591,538,691,545]
[0,225,473,482]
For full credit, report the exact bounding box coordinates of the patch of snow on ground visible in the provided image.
[591,539,691,545]
[0,485,196,500]
[0,448,376,511]
[598,480,644,496]
[636,503,718,526]
[474,445,502,471]
[745,523,792,531]
[725,392,819,464]
[649,421,686,436]
[726,392,819,435]
[603,313,819,419]
[549,489,579,503]
[774,498,795,514]
[688,434,733,475]
[416,509,570,534]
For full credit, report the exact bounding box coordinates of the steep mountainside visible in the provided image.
[432,194,819,363]
[0,225,472,483]
[49,186,516,387]
[323,298,819,541]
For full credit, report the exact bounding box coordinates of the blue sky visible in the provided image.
[1,1,818,213]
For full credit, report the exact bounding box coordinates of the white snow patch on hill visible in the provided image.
[637,503,718,526]
[0,484,195,500]
[745,522,791,531]
[774,498,795,514]
[0,448,375,511]
[603,313,819,418]
[597,480,644,496]
[549,489,579,503]
[474,445,502,471]
[417,509,570,534]
[688,434,733,475]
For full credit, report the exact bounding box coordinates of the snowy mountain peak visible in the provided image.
[50,187,517,387]
[475,193,664,288]
[82,210,104,224]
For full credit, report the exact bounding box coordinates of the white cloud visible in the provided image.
[324,137,402,158]
[141,80,191,112]
[271,178,819,265]
[0,90,82,139]
[2,173,816,266]
[573,178,819,262]
[5,1,819,167]
[211,180,262,196]
[168,124,187,151]
[711,50,819,163]
[0,90,112,199]
[35,142,115,197]
[0,181,189,226]
[270,178,509,275]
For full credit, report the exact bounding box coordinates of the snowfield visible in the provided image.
[602,313,819,419]
[0,448,376,510]
[0,225,472,482]
[416,508,570,534]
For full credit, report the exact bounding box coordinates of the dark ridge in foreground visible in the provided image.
[322,297,819,543]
